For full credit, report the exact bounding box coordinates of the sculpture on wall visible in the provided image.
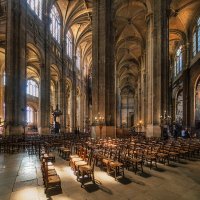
[52,104,62,134]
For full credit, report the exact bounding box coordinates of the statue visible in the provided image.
[52,104,62,134]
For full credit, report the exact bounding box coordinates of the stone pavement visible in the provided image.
[0,152,200,200]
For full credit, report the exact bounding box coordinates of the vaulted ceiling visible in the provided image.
[50,0,200,94]
[56,0,92,70]
[114,0,150,96]
[169,0,200,55]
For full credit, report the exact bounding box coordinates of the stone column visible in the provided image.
[5,0,27,135]
[146,0,169,137]
[92,0,116,138]
[59,77,65,132]
[183,42,190,127]
[72,56,77,131]
[38,6,50,134]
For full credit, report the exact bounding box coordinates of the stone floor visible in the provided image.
[0,152,200,200]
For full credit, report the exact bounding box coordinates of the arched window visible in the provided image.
[50,5,61,43]
[27,80,39,97]
[26,106,34,124]
[174,45,183,77]
[66,31,73,58]
[193,17,200,56]
[76,48,81,70]
[27,0,42,19]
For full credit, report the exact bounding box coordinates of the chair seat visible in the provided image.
[169,152,179,156]
[157,153,168,157]
[70,154,79,159]
[79,165,92,172]
[75,160,87,167]
[45,161,53,166]
[48,153,55,157]
[47,169,57,176]
[72,158,83,163]
[130,158,143,163]
[49,165,56,170]
[110,161,123,167]
[102,158,113,165]
[63,149,70,152]
[48,175,61,183]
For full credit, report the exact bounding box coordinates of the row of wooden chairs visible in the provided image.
[69,147,95,187]
[84,137,200,175]
[40,148,61,193]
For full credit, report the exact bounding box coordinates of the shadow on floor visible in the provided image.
[179,160,188,164]
[98,184,113,195]
[153,167,166,172]
[117,176,132,185]
[46,187,62,198]
[83,179,113,195]
[138,172,152,178]
[83,183,100,193]
[168,163,179,168]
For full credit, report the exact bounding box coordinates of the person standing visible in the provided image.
[181,128,186,139]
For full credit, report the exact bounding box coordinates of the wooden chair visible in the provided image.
[144,150,157,169]
[44,173,61,193]
[126,150,144,174]
[78,157,95,187]
[108,160,124,180]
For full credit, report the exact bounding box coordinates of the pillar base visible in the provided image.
[91,126,116,139]
[5,125,24,135]
[38,127,50,135]
[146,124,161,137]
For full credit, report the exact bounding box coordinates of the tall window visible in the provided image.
[174,45,183,77]
[66,31,73,58]
[50,5,61,43]
[193,17,200,56]
[27,106,34,124]
[27,0,42,19]
[27,80,39,97]
[76,48,81,69]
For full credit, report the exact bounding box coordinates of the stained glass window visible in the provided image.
[174,46,183,77]
[27,0,42,19]
[66,31,73,58]
[193,17,200,56]
[27,80,39,97]
[193,32,197,56]
[50,5,61,43]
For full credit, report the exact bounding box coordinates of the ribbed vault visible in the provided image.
[56,0,92,70]
[114,0,149,95]
[169,0,200,56]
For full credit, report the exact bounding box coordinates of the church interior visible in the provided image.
[0,0,200,199]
